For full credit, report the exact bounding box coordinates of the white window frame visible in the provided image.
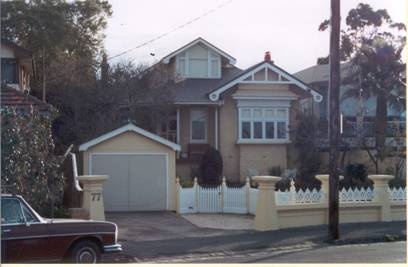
[190,108,208,143]
[175,49,221,79]
[238,107,290,144]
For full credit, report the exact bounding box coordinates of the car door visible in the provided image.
[1,197,50,263]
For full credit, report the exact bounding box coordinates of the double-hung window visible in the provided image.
[190,109,208,143]
[239,107,289,142]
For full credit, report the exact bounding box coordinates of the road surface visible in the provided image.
[144,241,406,263]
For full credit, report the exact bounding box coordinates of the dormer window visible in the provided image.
[176,44,221,79]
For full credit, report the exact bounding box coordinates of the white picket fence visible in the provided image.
[177,177,405,215]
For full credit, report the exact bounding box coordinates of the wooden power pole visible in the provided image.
[328,0,341,240]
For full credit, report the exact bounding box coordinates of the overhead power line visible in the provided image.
[45,0,234,84]
[107,0,234,61]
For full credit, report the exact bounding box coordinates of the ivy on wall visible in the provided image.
[1,106,64,216]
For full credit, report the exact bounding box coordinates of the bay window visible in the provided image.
[238,107,289,142]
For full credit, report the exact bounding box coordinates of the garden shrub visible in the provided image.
[340,164,374,190]
[1,107,64,216]
[268,165,290,191]
[198,147,223,186]
[388,178,406,189]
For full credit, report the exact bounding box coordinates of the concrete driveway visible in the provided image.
[105,211,251,261]
[106,211,248,242]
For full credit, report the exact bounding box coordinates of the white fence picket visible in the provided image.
[179,187,196,213]
[177,178,402,214]
[198,185,222,213]
[223,185,247,214]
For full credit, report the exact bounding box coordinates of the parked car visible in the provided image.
[1,194,122,263]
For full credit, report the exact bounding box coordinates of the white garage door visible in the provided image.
[91,154,168,211]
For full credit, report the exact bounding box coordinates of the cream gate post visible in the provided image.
[369,174,394,222]
[253,176,280,231]
[78,175,109,221]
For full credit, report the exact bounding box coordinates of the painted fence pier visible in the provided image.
[176,174,406,230]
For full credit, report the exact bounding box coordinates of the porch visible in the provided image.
[155,104,220,179]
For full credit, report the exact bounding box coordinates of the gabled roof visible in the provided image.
[293,62,354,84]
[1,86,52,112]
[161,37,236,65]
[208,61,323,102]
[1,39,32,59]
[79,123,181,151]
[294,62,406,85]
[169,65,242,103]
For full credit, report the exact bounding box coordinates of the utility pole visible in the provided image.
[328,0,341,240]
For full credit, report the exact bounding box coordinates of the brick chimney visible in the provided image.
[264,51,271,62]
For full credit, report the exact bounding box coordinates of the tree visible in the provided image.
[1,106,63,216]
[1,0,112,100]
[318,3,406,171]
[291,113,322,191]
[199,147,223,186]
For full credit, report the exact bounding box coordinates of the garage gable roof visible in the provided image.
[79,123,181,151]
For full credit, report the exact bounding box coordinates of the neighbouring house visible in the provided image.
[1,39,33,92]
[0,39,50,112]
[80,37,324,211]
[294,63,406,172]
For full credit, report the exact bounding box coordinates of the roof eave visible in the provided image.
[79,123,181,152]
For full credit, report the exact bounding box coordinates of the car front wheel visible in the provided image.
[70,240,101,263]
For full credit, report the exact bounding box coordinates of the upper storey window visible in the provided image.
[176,44,221,79]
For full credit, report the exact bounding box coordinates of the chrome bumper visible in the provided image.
[103,244,122,253]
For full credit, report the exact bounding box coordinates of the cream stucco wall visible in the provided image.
[219,88,241,181]
[218,84,300,181]
[240,144,287,178]
[82,131,177,211]
[276,202,405,229]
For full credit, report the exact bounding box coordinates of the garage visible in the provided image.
[79,123,180,212]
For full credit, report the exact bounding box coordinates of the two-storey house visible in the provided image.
[152,38,323,181]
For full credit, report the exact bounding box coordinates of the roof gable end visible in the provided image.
[208,61,323,102]
[79,123,181,151]
[162,37,236,65]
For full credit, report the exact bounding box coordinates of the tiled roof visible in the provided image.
[172,66,242,102]
[1,86,52,111]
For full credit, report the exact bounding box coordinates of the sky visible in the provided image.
[103,0,406,74]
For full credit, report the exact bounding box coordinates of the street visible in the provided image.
[145,241,406,263]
